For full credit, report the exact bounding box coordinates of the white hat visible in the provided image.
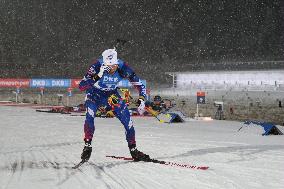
[102,49,118,65]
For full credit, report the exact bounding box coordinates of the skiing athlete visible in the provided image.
[79,49,150,162]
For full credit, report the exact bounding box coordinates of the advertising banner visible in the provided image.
[71,79,82,88]
[0,79,30,88]
[30,79,71,88]
[1,78,147,89]
[118,79,146,88]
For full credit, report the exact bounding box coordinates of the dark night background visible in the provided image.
[0,0,283,86]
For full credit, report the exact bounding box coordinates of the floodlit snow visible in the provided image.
[0,106,283,189]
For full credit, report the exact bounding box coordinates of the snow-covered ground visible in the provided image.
[0,106,283,189]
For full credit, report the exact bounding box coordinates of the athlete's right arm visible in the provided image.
[79,61,101,91]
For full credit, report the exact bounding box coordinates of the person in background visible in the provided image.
[150,95,166,112]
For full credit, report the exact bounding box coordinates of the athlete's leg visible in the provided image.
[112,99,151,161]
[113,101,136,147]
[84,100,98,141]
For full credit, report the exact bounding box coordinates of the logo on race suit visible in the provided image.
[103,76,119,83]
[87,66,96,74]
[107,55,113,60]
[128,119,134,129]
[87,107,95,117]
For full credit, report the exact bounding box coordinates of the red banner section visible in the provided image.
[0,79,30,88]
[197,91,205,97]
[71,79,82,88]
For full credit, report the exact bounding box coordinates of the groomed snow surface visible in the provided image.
[0,106,283,189]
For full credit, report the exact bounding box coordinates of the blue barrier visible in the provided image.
[243,120,283,135]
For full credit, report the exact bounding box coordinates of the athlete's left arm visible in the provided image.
[119,63,146,99]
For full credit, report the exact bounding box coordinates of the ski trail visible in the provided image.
[56,167,84,187]
[89,162,127,189]
[1,106,283,189]
[96,160,170,189]
[55,147,88,188]
[18,152,25,182]
[4,154,18,189]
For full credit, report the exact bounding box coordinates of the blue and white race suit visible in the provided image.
[79,58,146,147]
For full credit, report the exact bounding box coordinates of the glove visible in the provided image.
[97,65,111,78]
[137,97,146,115]
[81,139,92,161]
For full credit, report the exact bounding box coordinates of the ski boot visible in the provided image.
[129,144,151,162]
[81,139,92,162]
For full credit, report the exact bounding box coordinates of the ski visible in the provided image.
[106,155,209,170]
[72,160,86,169]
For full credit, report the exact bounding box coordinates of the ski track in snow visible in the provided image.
[0,106,284,189]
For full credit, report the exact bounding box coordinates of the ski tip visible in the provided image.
[72,160,86,169]
[124,157,134,160]
[72,164,81,169]
[106,155,134,161]
[198,166,209,170]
